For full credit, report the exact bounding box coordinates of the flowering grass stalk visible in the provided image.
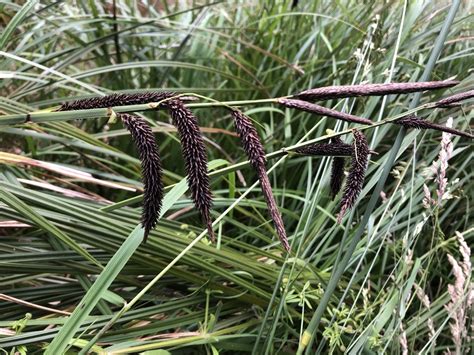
[329,137,347,200]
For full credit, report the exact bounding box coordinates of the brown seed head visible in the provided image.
[295,141,353,156]
[337,130,369,223]
[435,89,474,108]
[292,80,459,101]
[168,100,214,241]
[230,109,290,251]
[120,113,163,241]
[394,115,473,139]
[278,98,373,125]
[329,137,347,200]
[58,92,176,111]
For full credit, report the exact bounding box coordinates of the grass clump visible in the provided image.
[0,1,473,354]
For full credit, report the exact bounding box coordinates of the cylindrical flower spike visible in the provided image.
[295,142,353,156]
[337,130,369,223]
[435,89,474,108]
[292,80,459,101]
[58,92,176,111]
[230,109,290,252]
[329,137,347,200]
[119,113,163,241]
[278,98,373,125]
[168,100,215,242]
[394,115,473,139]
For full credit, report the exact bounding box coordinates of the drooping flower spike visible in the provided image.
[435,89,474,108]
[231,109,290,251]
[168,99,215,242]
[119,113,163,241]
[278,98,373,125]
[329,137,348,200]
[394,115,473,139]
[337,130,369,223]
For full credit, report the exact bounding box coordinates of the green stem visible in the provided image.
[297,1,461,353]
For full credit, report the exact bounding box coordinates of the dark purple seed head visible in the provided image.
[168,99,214,241]
[120,113,163,241]
[58,92,176,111]
[230,109,290,251]
[337,129,369,223]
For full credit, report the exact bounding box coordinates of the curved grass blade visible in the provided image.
[44,225,144,355]
[0,188,100,267]
[298,2,461,353]
[0,0,39,49]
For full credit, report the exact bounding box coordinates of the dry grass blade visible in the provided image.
[292,80,459,101]
[120,113,163,241]
[168,100,214,241]
[337,130,369,223]
[435,89,474,107]
[394,115,473,139]
[230,109,290,251]
[57,92,176,111]
[278,98,373,125]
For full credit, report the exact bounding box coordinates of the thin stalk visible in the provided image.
[297,1,461,353]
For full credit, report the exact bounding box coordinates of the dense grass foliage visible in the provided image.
[0,1,472,354]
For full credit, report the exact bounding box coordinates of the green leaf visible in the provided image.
[44,225,144,355]
[0,188,99,267]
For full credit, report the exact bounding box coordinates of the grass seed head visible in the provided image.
[58,92,176,111]
[295,141,353,156]
[337,130,369,223]
[230,109,290,251]
[394,115,473,139]
[292,80,459,101]
[168,100,214,241]
[435,89,474,108]
[329,137,347,200]
[120,113,163,241]
[278,98,373,125]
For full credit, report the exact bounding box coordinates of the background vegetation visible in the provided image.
[0,0,472,354]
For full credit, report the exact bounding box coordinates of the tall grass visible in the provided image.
[0,1,472,354]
